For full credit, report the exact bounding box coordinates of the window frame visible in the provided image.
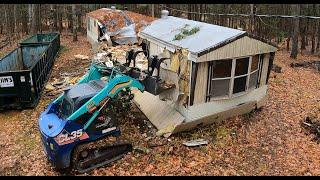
[208,55,262,101]
[87,17,91,32]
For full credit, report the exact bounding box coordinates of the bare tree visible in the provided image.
[151,4,155,17]
[311,4,317,54]
[72,4,78,41]
[290,4,300,59]
[49,4,55,32]
[31,4,38,34]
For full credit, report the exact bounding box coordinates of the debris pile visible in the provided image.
[45,73,82,97]
[97,43,149,70]
[272,64,282,73]
[290,60,320,72]
[87,8,155,45]
[302,116,320,143]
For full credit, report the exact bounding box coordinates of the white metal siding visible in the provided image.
[193,62,208,105]
[86,16,99,45]
[197,36,277,62]
[186,85,268,122]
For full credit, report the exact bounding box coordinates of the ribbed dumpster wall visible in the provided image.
[22,45,48,69]
[0,49,23,71]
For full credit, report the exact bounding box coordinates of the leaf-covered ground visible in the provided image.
[0,34,319,176]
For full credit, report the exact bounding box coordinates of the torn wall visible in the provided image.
[156,48,191,107]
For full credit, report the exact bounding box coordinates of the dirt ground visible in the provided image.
[0,34,319,176]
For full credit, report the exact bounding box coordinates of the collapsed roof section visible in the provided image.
[87,8,156,45]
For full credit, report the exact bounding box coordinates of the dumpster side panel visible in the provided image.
[0,71,33,109]
[0,49,23,71]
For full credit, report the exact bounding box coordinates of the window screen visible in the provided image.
[211,79,230,97]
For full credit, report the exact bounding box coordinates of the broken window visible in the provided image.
[208,55,262,100]
[249,55,260,89]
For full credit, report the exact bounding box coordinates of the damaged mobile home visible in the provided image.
[86,7,155,48]
[133,10,278,137]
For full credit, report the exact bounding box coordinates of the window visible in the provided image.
[208,55,262,100]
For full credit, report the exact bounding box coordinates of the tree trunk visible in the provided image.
[49,4,55,32]
[68,5,73,32]
[28,4,32,34]
[301,25,306,50]
[38,4,41,33]
[250,4,254,33]
[57,5,63,32]
[151,4,155,17]
[72,4,78,41]
[4,4,11,45]
[22,5,28,34]
[317,5,320,51]
[188,4,191,20]
[13,4,17,37]
[31,4,38,34]
[78,5,83,33]
[311,4,317,54]
[290,4,300,59]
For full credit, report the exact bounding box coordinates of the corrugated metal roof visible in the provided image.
[139,16,246,54]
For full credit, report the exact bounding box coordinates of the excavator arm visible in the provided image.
[67,74,144,125]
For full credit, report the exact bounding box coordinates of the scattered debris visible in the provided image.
[315,61,320,72]
[290,60,320,72]
[182,139,209,147]
[74,54,89,60]
[301,116,320,143]
[272,64,282,73]
[290,61,312,68]
[45,84,56,91]
[156,124,175,137]
[133,146,151,154]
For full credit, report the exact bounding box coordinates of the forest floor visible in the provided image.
[0,33,319,176]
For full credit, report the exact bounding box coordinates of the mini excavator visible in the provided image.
[38,46,175,174]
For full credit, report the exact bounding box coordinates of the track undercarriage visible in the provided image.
[71,136,132,174]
